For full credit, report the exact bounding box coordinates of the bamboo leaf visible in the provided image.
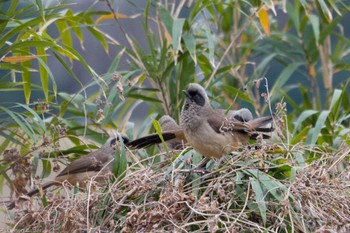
[172,18,185,56]
[309,14,320,44]
[270,63,302,103]
[183,34,196,64]
[95,13,129,24]
[308,110,330,146]
[0,106,36,141]
[293,110,318,134]
[250,177,267,225]
[2,54,48,63]
[258,9,270,36]
[36,47,49,102]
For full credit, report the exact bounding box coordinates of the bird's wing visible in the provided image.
[57,149,113,177]
[207,114,274,139]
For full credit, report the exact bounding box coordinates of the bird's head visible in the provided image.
[182,83,209,108]
[109,134,130,148]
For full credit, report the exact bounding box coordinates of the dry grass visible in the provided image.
[4,144,350,233]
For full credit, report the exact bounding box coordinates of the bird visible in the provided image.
[158,115,187,150]
[224,108,253,122]
[151,109,252,151]
[127,83,273,159]
[180,83,273,158]
[7,134,129,210]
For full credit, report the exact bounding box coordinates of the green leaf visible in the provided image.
[86,26,109,54]
[204,24,215,65]
[107,48,125,73]
[255,53,277,78]
[247,169,286,201]
[0,106,36,141]
[291,125,311,145]
[318,0,333,22]
[329,89,342,119]
[112,135,127,180]
[250,177,267,225]
[41,159,52,178]
[152,119,169,154]
[221,85,254,105]
[270,63,302,104]
[309,14,320,44]
[159,7,173,34]
[286,1,300,33]
[22,52,31,105]
[172,18,185,56]
[128,94,162,103]
[16,103,46,132]
[36,47,50,102]
[32,154,39,177]
[183,34,196,63]
[320,15,342,43]
[56,19,73,54]
[293,110,318,134]
[308,110,330,146]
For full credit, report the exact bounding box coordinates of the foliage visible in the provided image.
[1,0,349,232]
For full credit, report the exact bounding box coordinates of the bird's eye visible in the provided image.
[188,90,198,97]
[110,138,117,146]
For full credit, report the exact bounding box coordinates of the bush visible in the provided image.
[1,0,349,232]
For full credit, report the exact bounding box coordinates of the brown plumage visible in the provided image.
[128,83,274,159]
[180,83,273,158]
[158,115,187,150]
[7,135,129,210]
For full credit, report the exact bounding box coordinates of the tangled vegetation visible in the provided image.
[1,0,349,232]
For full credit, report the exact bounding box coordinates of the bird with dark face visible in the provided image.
[180,83,273,159]
[7,134,129,210]
[127,83,274,159]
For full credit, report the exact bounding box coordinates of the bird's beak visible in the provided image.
[182,90,191,99]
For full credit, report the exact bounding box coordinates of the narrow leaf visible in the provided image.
[2,55,48,63]
[250,177,267,225]
[309,14,320,44]
[308,110,330,146]
[172,18,185,56]
[95,13,129,24]
[258,9,270,36]
[36,47,49,102]
[293,110,318,134]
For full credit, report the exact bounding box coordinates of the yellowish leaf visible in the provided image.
[258,9,270,36]
[96,13,129,24]
[309,64,316,78]
[2,55,48,63]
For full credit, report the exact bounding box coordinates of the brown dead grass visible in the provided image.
[4,144,350,233]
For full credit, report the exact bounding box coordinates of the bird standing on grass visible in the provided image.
[7,135,129,210]
[180,83,273,159]
[128,83,274,159]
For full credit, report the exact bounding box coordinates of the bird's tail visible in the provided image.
[247,115,274,140]
[126,132,177,149]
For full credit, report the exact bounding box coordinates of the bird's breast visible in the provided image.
[184,122,243,159]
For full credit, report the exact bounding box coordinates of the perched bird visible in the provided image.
[158,115,187,150]
[225,108,253,122]
[7,135,129,210]
[180,83,273,158]
[128,83,273,159]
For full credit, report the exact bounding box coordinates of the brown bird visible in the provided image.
[128,83,273,159]
[158,115,187,150]
[7,135,129,210]
[180,83,273,158]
